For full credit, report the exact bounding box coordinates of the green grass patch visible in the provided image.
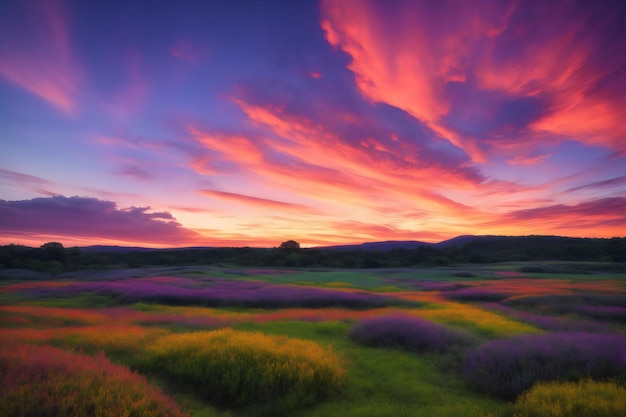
[233,320,510,417]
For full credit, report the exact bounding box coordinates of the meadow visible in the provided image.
[1,263,625,417]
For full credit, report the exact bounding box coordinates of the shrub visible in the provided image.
[142,329,345,408]
[463,332,626,400]
[349,314,477,353]
[514,379,626,417]
[0,342,187,417]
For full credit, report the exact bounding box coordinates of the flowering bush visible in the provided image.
[349,314,477,353]
[514,379,626,417]
[143,328,345,408]
[0,342,187,417]
[463,332,626,399]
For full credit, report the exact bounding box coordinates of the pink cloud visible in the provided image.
[329,220,448,243]
[115,166,155,181]
[0,169,59,196]
[229,98,490,217]
[0,0,82,114]
[565,176,626,193]
[198,189,317,214]
[487,197,626,238]
[321,0,626,160]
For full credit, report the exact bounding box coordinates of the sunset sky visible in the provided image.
[1,0,625,248]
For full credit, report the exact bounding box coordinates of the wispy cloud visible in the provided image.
[565,176,626,193]
[321,0,626,160]
[0,169,59,196]
[487,197,626,237]
[198,189,317,214]
[0,0,82,114]
[115,166,156,181]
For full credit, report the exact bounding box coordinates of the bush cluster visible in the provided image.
[0,342,187,417]
[142,329,345,408]
[514,379,626,417]
[463,332,626,400]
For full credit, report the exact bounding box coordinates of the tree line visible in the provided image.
[0,236,624,274]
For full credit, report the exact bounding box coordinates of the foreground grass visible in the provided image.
[0,342,187,417]
[1,264,625,417]
[233,320,509,417]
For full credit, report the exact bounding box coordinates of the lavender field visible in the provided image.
[2,263,626,417]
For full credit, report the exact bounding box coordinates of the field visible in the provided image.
[2,263,626,417]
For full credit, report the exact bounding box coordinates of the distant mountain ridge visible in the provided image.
[3,234,624,272]
[76,234,621,253]
[79,236,486,253]
[318,235,485,251]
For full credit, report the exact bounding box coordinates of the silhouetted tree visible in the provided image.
[41,242,65,262]
[279,240,301,250]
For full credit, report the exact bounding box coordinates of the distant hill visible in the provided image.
[434,235,484,248]
[80,245,155,253]
[318,240,431,251]
[317,235,493,251]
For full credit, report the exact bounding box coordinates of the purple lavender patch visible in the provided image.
[463,332,626,400]
[28,278,405,309]
[483,303,612,333]
[349,314,477,353]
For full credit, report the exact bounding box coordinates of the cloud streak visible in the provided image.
[565,176,626,193]
[0,169,58,197]
[0,0,82,113]
[487,197,626,238]
[198,189,317,214]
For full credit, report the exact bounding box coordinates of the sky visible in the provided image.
[1,0,625,248]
